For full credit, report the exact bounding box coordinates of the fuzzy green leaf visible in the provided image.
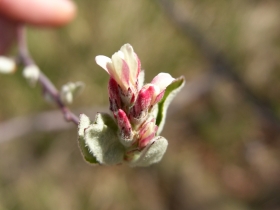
[156,76,185,134]
[78,114,98,164]
[129,136,168,167]
[82,113,125,165]
[79,135,99,164]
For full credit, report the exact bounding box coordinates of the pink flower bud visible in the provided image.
[138,118,158,148]
[116,109,133,140]
[95,44,140,98]
[108,77,122,112]
[131,85,155,119]
[151,73,174,92]
[117,85,136,107]
[152,90,165,105]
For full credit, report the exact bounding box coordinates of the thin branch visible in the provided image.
[0,110,73,144]
[158,0,280,129]
[16,25,79,125]
[0,107,108,144]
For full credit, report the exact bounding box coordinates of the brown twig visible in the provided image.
[16,25,79,125]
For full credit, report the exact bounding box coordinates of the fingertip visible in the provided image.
[0,0,77,27]
[48,0,77,26]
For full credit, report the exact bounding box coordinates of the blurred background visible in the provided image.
[1,0,280,209]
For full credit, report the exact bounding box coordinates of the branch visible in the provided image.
[0,107,108,144]
[16,25,79,125]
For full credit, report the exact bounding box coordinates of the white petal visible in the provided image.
[117,50,125,59]
[95,55,113,74]
[137,70,145,90]
[120,44,138,85]
[151,73,175,91]
[111,52,129,90]
[111,52,124,85]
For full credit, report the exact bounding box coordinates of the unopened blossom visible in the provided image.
[96,44,141,105]
[78,43,185,167]
[115,109,134,146]
[138,117,158,148]
[108,77,122,112]
[131,73,174,119]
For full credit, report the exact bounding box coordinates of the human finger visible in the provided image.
[0,0,76,27]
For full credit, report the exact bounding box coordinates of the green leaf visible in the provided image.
[156,76,185,134]
[129,136,168,167]
[78,114,98,164]
[79,135,99,164]
[83,113,125,165]
[94,112,118,131]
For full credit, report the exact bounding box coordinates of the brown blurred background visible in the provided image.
[1,0,280,209]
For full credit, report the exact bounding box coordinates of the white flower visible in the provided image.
[95,44,141,94]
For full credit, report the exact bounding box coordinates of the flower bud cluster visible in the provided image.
[78,43,184,166]
[95,44,174,161]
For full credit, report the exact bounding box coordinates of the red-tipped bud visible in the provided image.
[108,77,122,112]
[138,118,158,148]
[132,85,155,119]
[116,109,133,140]
[153,90,165,105]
